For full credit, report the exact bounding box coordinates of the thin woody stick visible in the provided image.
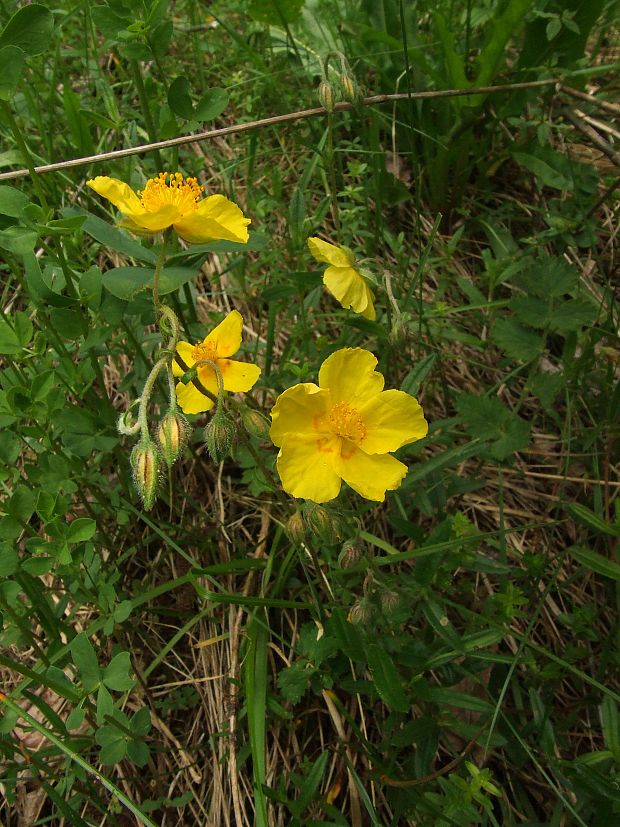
[0,80,563,182]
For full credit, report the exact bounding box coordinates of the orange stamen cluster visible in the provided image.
[139,172,204,214]
[327,402,367,442]
[191,340,218,364]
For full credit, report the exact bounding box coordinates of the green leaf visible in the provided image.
[456,394,530,461]
[568,546,620,581]
[366,643,409,713]
[0,45,25,100]
[130,707,152,737]
[71,632,101,692]
[248,0,305,25]
[512,150,573,191]
[550,297,597,333]
[97,729,127,765]
[0,4,54,57]
[518,256,578,298]
[103,266,197,300]
[0,311,32,355]
[96,684,113,726]
[277,660,315,704]
[297,751,329,814]
[600,696,620,756]
[8,485,35,522]
[103,651,136,691]
[126,738,149,767]
[0,184,29,217]
[0,226,38,254]
[565,503,620,538]
[167,76,193,119]
[492,318,543,362]
[62,207,157,264]
[67,518,97,544]
[194,87,229,122]
[0,543,19,576]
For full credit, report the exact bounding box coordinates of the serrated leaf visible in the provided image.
[492,318,543,361]
[366,643,409,712]
[103,651,135,691]
[456,394,530,460]
[277,661,315,704]
[550,297,596,333]
[518,256,578,298]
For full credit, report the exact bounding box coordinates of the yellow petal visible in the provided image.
[276,434,342,502]
[87,177,142,215]
[205,309,243,357]
[323,266,376,319]
[175,377,216,414]
[172,341,196,377]
[118,204,181,232]
[318,348,384,406]
[358,389,428,454]
[220,359,261,393]
[270,383,328,447]
[307,237,354,268]
[174,195,251,244]
[335,444,408,501]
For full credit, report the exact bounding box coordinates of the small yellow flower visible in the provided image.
[307,237,375,320]
[270,348,428,503]
[173,310,261,414]
[87,172,250,244]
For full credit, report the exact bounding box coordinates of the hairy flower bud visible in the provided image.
[157,410,189,467]
[340,74,361,104]
[318,79,335,113]
[241,408,271,441]
[285,510,307,545]
[130,439,161,511]
[347,600,371,625]
[380,590,400,614]
[304,504,340,545]
[205,409,236,463]
[338,539,363,569]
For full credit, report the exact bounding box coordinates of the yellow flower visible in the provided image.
[270,348,428,503]
[87,172,250,244]
[173,310,261,414]
[308,237,375,320]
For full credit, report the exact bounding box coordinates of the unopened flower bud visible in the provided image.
[338,539,363,569]
[205,409,236,463]
[380,590,400,614]
[318,79,335,113]
[241,408,270,441]
[285,511,306,545]
[304,504,340,545]
[130,439,161,511]
[347,600,371,625]
[157,410,189,467]
[340,74,361,104]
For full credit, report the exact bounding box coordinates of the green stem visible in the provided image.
[152,231,170,311]
[0,100,48,210]
[138,357,167,441]
[129,59,163,170]
[325,113,340,232]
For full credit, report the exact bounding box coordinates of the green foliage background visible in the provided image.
[0,1,619,825]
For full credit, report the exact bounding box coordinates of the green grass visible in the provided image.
[0,1,619,825]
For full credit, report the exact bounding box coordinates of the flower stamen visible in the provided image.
[328,402,367,443]
[138,172,204,215]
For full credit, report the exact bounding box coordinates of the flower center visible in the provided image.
[191,341,218,364]
[327,402,367,443]
[139,172,203,215]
